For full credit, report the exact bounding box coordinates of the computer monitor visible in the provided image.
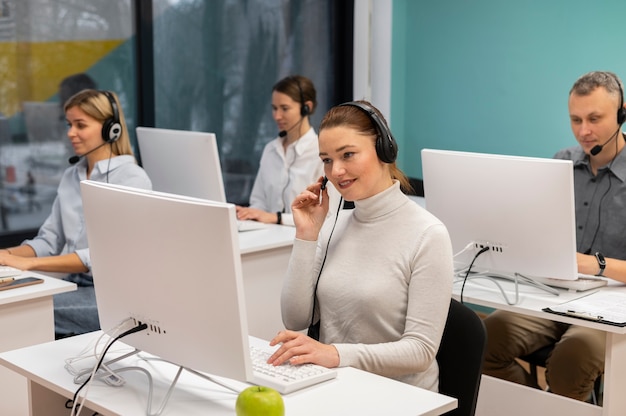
[81,180,251,382]
[421,149,578,281]
[136,127,227,202]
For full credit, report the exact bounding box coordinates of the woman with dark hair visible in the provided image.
[236,75,323,226]
[268,101,454,391]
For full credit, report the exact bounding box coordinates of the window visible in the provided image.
[151,0,352,204]
[0,0,135,244]
[0,0,351,245]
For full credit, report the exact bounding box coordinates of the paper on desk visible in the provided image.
[543,290,626,326]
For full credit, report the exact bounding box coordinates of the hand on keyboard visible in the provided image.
[249,345,336,394]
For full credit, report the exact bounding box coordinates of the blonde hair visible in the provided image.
[64,89,135,157]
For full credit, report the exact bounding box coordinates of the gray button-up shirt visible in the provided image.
[554,135,626,260]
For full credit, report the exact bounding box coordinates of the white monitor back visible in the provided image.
[81,180,252,381]
[422,149,578,280]
[137,127,227,202]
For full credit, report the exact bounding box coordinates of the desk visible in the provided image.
[238,225,295,340]
[0,331,457,416]
[0,273,76,416]
[454,277,626,416]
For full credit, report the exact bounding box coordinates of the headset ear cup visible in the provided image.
[100,90,122,143]
[375,133,398,164]
[109,122,122,142]
[102,120,122,143]
[301,104,310,117]
[339,101,398,164]
[618,107,626,125]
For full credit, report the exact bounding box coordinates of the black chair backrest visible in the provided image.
[436,299,487,416]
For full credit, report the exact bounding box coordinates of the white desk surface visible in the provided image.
[0,332,457,416]
[0,272,76,306]
[0,272,76,416]
[455,276,626,333]
[237,223,295,254]
[455,277,626,416]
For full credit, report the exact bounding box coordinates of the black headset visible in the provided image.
[100,90,122,143]
[338,101,398,164]
[293,76,310,117]
[613,73,626,125]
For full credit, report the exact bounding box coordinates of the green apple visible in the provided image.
[235,385,285,416]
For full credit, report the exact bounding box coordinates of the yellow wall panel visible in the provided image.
[0,42,19,116]
[1,39,123,116]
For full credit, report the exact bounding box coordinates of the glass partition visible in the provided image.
[152,0,341,204]
[0,0,348,243]
[0,0,135,241]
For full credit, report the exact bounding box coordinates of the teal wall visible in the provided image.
[391,0,626,179]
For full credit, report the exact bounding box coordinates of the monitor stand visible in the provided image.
[457,271,560,305]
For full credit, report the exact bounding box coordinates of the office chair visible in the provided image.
[407,177,425,197]
[437,299,487,416]
[520,345,603,405]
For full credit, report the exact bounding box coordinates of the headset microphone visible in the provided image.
[68,141,108,164]
[590,144,604,156]
[590,126,622,156]
[279,115,306,138]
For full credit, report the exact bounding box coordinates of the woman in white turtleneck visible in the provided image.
[267,100,454,392]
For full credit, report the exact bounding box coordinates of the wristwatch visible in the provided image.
[594,252,606,276]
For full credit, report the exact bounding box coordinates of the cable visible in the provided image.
[585,150,618,253]
[455,272,520,305]
[308,196,343,338]
[583,129,622,253]
[70,322,148,416]
[278,144,298,213]
[455,268,560,305]
[460,245,489,304]
[452,242,476,274]
[278,114,307,212]
[65,319,136,384]
[106,145,113,183]
[113,364,183,416]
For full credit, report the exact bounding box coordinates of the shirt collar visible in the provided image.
[572,133,626,182]
[278,127,317,156]
[75,155,135,179]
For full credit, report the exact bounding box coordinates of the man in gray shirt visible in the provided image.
[483,71,626,402]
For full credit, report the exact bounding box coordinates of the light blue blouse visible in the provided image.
[24,155,152,272]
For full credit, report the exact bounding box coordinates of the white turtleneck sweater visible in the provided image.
[281,181,454,391]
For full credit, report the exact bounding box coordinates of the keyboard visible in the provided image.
[533,274,608,292]
[0,265,22,278]
[237,220,271,232]
[248,345,337,394]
